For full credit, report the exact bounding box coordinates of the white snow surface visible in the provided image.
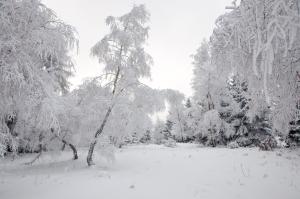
[1,144,300,199]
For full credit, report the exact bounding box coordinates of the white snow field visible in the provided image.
[1,144,300,199]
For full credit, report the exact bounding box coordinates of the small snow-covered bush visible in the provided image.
[197,110,228,147]
[259,136,277,151]
[0,135,7,157]
[236,137,254,147]
[163,139,177,148]
[275,136,287,148]
[228,141,239,149]
[97,136,116,163]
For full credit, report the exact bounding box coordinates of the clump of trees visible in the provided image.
[0,1,165,165]
[161,0,300,149]
[1,0,299,166]
[0,0,79,158]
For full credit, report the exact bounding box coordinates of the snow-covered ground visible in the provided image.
[1,144,300,199]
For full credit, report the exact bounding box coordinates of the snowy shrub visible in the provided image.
[0,133,8,157]
[96,136,116,164]
[275,136,287,148]
[287,120,300,147]
[228,141,239,149]
[259,136,277,151]
[198,110,223,147]
[163,90,194,142]
[140,130,152,144]
[163,139,177,148]
[236,137,254,147]
[153,120,172,144]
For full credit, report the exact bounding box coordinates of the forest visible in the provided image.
[0,0,300,199]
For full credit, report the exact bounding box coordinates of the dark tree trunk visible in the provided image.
[6,115,17,132]
[50,128,78,160]
[207,92,215,110]
[61,142,66,151]
[62,139,78,160]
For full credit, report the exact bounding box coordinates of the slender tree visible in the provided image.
[86,5,153,166]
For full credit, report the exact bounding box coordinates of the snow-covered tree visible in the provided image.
[224,75,250,140]
[198,110,223,146]
[190,38,235,145]
[86,5,164,165]
[69,76,163,151]
[219,0,300,136]
[140,130,152,143]
[194,0,300,149]
[152,120,168,144]
[192,39,216,110]
[159,89,193,142]
[0,0,78,157]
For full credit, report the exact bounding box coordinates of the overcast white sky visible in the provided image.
[42,0,233,97]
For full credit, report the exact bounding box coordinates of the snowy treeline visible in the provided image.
[0,0,300,166]
[0,1,168,165]
[155,0,300,149]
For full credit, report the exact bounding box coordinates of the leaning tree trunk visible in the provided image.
[87,106,113,166]
[61,139,78,160]
[50,128,78,160]
[61,142,66,151]
[87,43,123,166]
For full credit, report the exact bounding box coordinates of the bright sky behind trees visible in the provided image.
[42,0,233,96]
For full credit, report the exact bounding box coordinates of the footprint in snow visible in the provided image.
[263,174,268,178]
[285,156,292,160]
[260,161,267,166]
[238,179,245,186]
[129,184,135,189]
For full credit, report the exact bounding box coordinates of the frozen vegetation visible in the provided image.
[0,0,300,198]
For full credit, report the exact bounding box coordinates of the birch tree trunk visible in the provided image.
[86,106,113,166]
[86,52,121,166]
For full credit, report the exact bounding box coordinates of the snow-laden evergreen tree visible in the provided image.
[0,0,78,157]
[161,90,194,142]
[287,71,300,146]
[224,76,250,142]
[192,39,217,110]
[181,98,196,142]
[86,5,164,166]
[152,120,167,144]
[140,130,152,143]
